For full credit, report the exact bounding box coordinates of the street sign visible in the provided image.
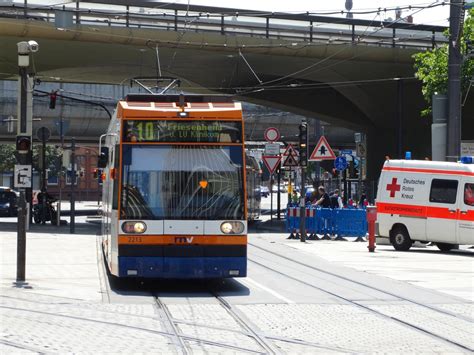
[262,155,281,174]
[283,143,299,156]
[265,143,280,155]
[37,126,51,142]
[334,156,348,171]
[264,127,280,142]
[282,154,299,167]
[14,164,32,188]
[341,149,353,155]
[309,136,336,161]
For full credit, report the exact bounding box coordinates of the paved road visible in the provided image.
[0,219,473,353]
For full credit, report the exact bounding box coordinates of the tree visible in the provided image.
[32,145,63,178]
[413,8,474,116]
[0,144,17,173]
[0,143,62,177]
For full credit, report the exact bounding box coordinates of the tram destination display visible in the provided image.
[123,120,242,143]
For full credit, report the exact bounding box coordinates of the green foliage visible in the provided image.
[0,144,17,173]
[413,8,474,116]
[32,145,63,177]
[0,143,62,177]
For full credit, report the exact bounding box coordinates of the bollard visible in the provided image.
[366,205,377,252]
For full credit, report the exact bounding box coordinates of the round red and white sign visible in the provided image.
[264,127,280,142]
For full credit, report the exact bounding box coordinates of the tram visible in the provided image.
[99,93,247,278]
[245,154,262,221]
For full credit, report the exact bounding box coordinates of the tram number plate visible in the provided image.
[127,236,143,243]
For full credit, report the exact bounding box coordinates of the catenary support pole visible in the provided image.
[447,0,463,161]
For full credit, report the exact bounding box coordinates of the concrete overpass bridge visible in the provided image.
[0,1,471,177]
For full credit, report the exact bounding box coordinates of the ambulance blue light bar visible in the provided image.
[460,156,473,164]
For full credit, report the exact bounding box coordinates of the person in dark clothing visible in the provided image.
[329,189,343,209]
[313,186,330,208]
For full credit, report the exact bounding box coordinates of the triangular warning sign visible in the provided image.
[282,154,299,167]
[262,155,281,174]
[283,144,299,156]
[309,136,336,161]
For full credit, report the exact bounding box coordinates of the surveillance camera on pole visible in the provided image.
[15,39,38,283]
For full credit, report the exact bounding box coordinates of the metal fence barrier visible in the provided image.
[286,204,367,240]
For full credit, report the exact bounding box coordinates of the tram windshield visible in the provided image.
[121,145,245,220]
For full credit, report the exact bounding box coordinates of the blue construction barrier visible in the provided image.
[286,204,316,236]
[286,205,367,239]
[332,209,367,237]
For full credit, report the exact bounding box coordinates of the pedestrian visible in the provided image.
[330,189,343,209]
[291,191,299,205]
[312,186,330,208]
[359,193,367,208]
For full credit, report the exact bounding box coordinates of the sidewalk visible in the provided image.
[0,221,103,302]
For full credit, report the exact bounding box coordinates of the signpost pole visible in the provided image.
[299,167,306,242]
[16,66,28,283]
[277,166,281,219]
[270,174,273,221]
[70,139,76,234]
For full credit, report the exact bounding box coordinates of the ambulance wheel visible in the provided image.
[390,226,412,251]
[436,243,456,252]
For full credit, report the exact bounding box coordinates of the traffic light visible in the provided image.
[49,91,57,109]
[16,135,31,153]
[299,121,308,167]
[348,161,355,178]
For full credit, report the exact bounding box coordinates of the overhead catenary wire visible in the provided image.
[1,1,451,96]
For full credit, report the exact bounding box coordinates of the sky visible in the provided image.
[167,0,451,26]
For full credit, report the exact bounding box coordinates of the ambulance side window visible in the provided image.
[464,183,474,206]
[429,179,458,204]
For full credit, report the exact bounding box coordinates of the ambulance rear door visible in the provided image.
[457,179,474,245]
[426,177,459,243]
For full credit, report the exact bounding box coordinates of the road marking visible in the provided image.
[242,277,295,304]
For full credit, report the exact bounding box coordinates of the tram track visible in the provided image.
[0,304,265,354]
[249,241,474,323]
[248,242,474,353]
[0,294,352,353]
[151,293,269,354]
[209,288,281,355]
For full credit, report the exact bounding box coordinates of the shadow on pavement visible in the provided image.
[384,248,474,257]
[248,219,286,233]
[107,272,250,298]
[0,220,100,236]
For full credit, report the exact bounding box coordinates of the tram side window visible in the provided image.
[112,145,119,210]
[465,183,474,206]
[429,179,458,204]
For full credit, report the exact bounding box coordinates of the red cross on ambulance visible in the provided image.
[386,177,401,198]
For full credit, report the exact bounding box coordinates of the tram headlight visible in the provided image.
[220,221,244,234]
[122,221,147,234]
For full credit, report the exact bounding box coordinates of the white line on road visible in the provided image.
[242,277,295,304]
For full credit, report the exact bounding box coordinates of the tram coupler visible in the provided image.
[366,206,377,252]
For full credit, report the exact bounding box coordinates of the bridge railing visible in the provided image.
[0,2,447,50]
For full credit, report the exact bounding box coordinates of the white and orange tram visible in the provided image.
[99,94,248,278]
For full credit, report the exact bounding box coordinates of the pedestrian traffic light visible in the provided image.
[49,91,57,109]
[299,121,308,167]
[16,135,31,153]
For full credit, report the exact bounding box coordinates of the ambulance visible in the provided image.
[376,157,474,251]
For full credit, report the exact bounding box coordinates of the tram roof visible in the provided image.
[125,94,234,103]
[117,94,242,119]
